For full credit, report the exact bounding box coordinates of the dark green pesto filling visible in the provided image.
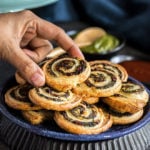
[61,110,99,127]
[47,57,87,77]
[35,87,70,102]
[85,70,117,89]
[104,64,122,79]
[70,104,96,119]
[61,102,100,127]
[113,93,126,97]
[91,63,122,79]
[10,85,32,102]
[121,82,144,93]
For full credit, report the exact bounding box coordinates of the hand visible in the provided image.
[0,10,84,87]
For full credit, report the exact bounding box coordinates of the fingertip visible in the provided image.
[68,45,85,59]
[30,72,45,87]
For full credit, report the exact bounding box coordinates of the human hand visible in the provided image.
[0,10,84,87]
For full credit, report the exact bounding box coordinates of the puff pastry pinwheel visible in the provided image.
[90,60,128,82]
[54,101,112,134]
[102,80,149,113]
[42,53,91,91]
[73,68,122,97]
[29,85,82,111]
[5,84,42,110]
[21,109,54,125]
[97,102,144,125]
[111,109,144,125]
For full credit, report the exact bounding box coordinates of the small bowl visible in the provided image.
[81,34,126,61]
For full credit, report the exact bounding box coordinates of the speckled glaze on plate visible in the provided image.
[0,76,150,142]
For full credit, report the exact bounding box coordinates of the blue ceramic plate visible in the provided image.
[0,0,58,13]
[0,76,150,141]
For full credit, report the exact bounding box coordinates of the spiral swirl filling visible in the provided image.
[61,102,101,127]
[10,85,32,102]
[38,57,51,67]
[35,86,72,102]
[47,57,87,77]
[85,70,117,89]
[91,63,122,80]
[121,82,144,93]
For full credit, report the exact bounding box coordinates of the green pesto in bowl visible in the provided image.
[80,34,120,54]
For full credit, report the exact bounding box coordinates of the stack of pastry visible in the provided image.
[100,80,149,125]
[4,52,149,135]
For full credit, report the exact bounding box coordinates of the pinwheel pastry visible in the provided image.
[73,68,122,97]
[29,85,82,111]
[90,60,128,82]
[97,102,144,125]
[111,109,144,125]
[42,53,91,91]
[21,110,54,125]
[54,101,112,134]
[5,84,42,110]
[102,80,149,113]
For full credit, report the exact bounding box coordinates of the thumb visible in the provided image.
[8,49,45,87]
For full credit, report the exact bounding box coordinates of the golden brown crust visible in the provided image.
[102,81,149,113]
[54,102,112,134]
[21,110,54,125]
[102,96,141,113]
[73,69,122,97]
[119,81,149,103]
[15,71,26,85]
[21,110,45,125]
[5,84,42,110]
[97,102,144,125]
[111,109,144,125]
[29,85,82,111]
[42,53,91,92]
[90,60,128,82]
[83,96,99,104]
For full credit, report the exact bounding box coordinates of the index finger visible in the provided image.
[36,19,84,59]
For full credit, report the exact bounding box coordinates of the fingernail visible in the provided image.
[31,73,45,86]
